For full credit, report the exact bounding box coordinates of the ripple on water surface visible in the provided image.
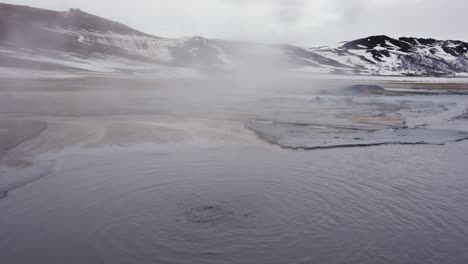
[1,146,468,264]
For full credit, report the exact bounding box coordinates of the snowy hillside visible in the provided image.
[1,3,468,76]
[311,35,468,76]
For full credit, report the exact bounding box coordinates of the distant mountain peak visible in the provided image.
[1,3,468,76]
[342,35,413,52]
[68,8,81,13]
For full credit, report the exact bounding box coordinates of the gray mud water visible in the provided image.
[0,119,47,157]
[1,76,468,264]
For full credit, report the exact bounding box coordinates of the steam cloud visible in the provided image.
[2,0,468,46]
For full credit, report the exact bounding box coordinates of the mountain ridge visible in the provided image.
[1,3,468,77]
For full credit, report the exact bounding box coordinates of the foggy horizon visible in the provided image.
[2,0,468,46]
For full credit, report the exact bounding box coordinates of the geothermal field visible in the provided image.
[1,75,468,264]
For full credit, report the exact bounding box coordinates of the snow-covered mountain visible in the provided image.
[1,3,468,77]
[311,35,468,76]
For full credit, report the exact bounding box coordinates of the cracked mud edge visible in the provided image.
[246,125,468,151]
[251,119,402,131]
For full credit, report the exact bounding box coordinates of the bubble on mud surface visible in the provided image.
[185,204,232,223]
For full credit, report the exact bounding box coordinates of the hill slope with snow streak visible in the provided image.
[1,3,468,76]
[311,35,468,76]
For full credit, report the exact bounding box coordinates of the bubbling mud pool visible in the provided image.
[1,77,468,264]
[1,144,468,264]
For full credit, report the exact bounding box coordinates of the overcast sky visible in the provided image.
[4,0,468,46]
